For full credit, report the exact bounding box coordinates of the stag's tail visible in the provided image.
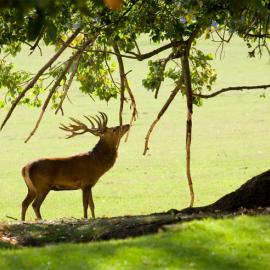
[21,164,36,192]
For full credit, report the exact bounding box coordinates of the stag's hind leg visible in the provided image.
[21,189,36,221]
[32,189,49,220]
[89,188,95,219]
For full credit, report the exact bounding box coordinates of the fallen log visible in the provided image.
[0,169,269,247]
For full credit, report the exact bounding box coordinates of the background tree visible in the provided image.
[0,0,269,208]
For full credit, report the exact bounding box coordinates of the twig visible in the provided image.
[68,46,138,59]
[143,78,183,155]
[134,40,141,55]
[154,52,174,99]
[104,48,119,89]
[29,26,46,56]
[194,84,270,99]
[6,215,18,220]
[55,51,83,115]
[0,27,82,131]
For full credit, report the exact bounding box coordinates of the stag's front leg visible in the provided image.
[89,188,95,219]
[82,187,90,219]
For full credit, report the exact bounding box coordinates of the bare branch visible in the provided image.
[24,59,74,143]
[194,84,270,99]
[71,40,184,62]
[55,51,83,115]
[143,78,183,155]
[25,38,94,143]
[0,27,82,131]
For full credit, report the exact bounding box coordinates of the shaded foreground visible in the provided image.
[1,169,269,247]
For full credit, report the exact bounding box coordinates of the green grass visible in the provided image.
[0,37,269,220]
[0,36,269,269]
[1,215,270,270]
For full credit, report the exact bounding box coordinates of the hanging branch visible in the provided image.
[24,38,94,143]
[194,84,270,99]
[182,55,195,208]
[179,26,202,208]
[113,43,139,142]
[55,51,83,115]
[113,43,125,127]
[181,50,194,208]
[143,78,183,155]
[0,27,82,131]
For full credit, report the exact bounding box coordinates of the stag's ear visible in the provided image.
[91,130,103,137]
[91,128,107,137]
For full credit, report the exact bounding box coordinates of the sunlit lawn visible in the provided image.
[1,215,270,270]
[0,36,269,220]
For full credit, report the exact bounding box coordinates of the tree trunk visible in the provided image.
[179,169,270,214]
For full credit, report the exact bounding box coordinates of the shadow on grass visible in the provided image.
[1,215,270,270]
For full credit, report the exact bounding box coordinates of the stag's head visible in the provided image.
[60,112,129,148]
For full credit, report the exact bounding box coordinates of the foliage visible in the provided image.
[0,0,268,111]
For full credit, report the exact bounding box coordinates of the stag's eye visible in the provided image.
[113,128,117,132]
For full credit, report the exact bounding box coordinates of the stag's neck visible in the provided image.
[91,138,118,165]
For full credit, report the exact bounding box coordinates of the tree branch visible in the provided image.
[143,78,183,155]
[127,40,183,61]
[194,84,270,99]
[0,27,82,131]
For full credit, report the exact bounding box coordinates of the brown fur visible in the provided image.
[21,124,129,221]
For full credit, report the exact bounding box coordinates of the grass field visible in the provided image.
[1,215,270,270]
[0,36,270,269]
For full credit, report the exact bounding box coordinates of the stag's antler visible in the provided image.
[60,112,108,138]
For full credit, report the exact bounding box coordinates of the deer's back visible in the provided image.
[24,153,108,190]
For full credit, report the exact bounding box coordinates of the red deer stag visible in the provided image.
[21,112,129,221]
